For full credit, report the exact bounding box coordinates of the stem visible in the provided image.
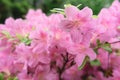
[58,53,68,80]
[58,53,75,80]
[107,53,110,68]
[110,41,120,44]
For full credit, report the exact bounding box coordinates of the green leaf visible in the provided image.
[8,76,18,80]
[16,33,23,41]
[90,59,101,66]
[76,4,82,8]
[96,39,101,47]
[8,77,13,80]
[93,39,101,54]
[93,40,112,54]
[64,4,72,8]
[2,30,11,38]
[16,33,31,45]
[0,73,4,80]
[93,47,99,54]
[78,56,89,70]
[50,8,65,15]
[92,15,98,18]
[101,42,112,53]
[21,37,31,45]
[13,77,18,80]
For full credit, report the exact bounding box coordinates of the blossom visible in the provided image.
[61,5,94,44]
[0,1,120,80]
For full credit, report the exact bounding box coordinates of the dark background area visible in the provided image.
[0,0,114,23]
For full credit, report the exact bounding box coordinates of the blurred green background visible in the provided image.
[0,0,114,23]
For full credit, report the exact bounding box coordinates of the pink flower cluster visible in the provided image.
[0,0,120,80]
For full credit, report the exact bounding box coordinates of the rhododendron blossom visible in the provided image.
[0,0,120,80]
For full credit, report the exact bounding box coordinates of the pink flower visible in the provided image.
[62,65,82,80]
[48,14,64,29]
[60,5,95,45]
[0,1,120,79]
[26,9,48,26]
[61,5,93,29]
[68,43,96,67]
